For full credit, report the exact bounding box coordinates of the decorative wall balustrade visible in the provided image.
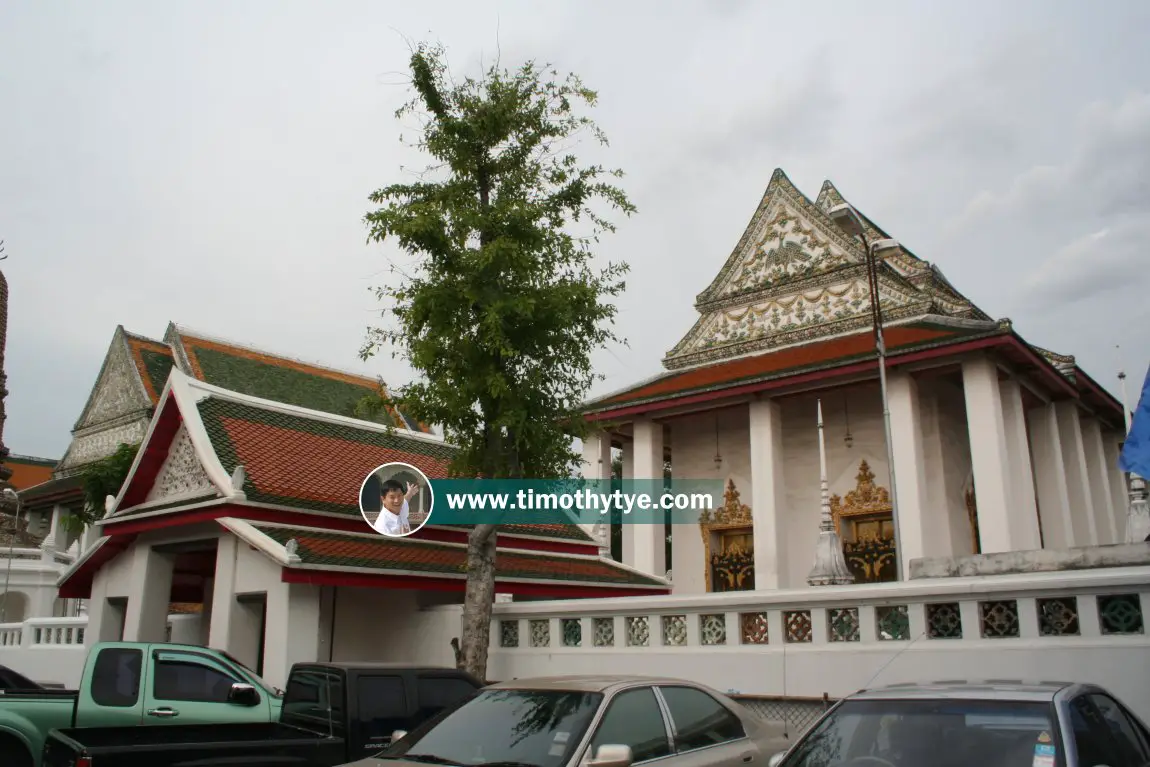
[495,587,1145,649]
[0,617,87,648]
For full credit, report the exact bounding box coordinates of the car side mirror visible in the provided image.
[590,744,633,767]
[767,750,787,767]
[391,729,407,743]
[227,682,260,706]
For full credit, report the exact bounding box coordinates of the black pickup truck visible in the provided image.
[41,662,483,767]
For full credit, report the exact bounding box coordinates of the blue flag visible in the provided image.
[1119,363,1150,478]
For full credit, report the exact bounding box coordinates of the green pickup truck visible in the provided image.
[0,641,284,767]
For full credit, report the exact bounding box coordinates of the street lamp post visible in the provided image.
[2,487,21,623]
[828,203,905,581]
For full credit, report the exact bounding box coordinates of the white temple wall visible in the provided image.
[666,408,747,595]
[780,390,886,588]
[329,586,460,668]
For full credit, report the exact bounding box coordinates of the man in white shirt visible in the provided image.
[374,478,419,536]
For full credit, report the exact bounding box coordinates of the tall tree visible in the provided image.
[361,43,634,681]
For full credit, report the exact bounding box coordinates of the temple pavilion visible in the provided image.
[580,169,1129,594]
[39,323,665,687]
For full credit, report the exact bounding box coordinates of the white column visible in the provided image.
[199,577,215,646]
[261,581,321,690]
[627,417,666,577]
[580,432,612,481]
[887,372,930,566]
[1000,379,1042,550]
[84,568,123,646]
[1102,434,1129,541]
[620,439,636,567]
[919,390,959,554]
[121,544,174,643]
[1027,403,1075,549]
[961,356,1015,553]
[1081,418,1119,544]
[748,398,786,589]
[1055,401,1097,546]
[207,536,264,669]
[40,504,64,551]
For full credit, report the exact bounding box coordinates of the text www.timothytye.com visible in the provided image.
[443,488,714,514]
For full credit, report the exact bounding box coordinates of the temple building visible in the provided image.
[25,324,667,687]
[12,320,445,615]
[580,169,1129,593]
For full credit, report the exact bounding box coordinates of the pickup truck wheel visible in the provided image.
[0,736,32,767]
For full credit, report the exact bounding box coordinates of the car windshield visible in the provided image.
[782,698,1059,767]
[383,688,604,767]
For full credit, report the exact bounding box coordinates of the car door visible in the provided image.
[1082,693,1150,766]
[654,685,756,767]
[583,686,675,767]
[1067,694,1149,767]
[141,648,271,725]
[351,673,411,756]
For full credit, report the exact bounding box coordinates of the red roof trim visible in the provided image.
[101,503,594,555]
[1072,366,1125,422]
[281,568,668,598]
[118,397,184,509]
[588,334,1082,422]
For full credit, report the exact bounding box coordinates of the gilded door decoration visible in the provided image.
[829,460,896,583]
[698,478,755,592]
[965,481,981,554]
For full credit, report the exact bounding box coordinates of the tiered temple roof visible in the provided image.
[584,169,1122,425]
[22,321,438,512]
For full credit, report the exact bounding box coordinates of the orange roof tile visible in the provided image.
[255,523,664,587]
[5,456,56,491]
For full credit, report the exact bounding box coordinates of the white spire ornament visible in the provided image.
[807,399,855,587]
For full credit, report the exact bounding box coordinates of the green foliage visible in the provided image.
[66,442,140,535]
[361,42,635,482]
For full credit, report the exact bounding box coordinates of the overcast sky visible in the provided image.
[2,0,1148,459]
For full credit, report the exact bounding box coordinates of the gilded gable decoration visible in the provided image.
[699,478,752,529]
[699,478,755,592]
[829,459,892,535]
[830,459,897,583]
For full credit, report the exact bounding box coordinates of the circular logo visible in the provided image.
[358,462,434,537]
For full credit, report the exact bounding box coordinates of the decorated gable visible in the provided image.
[696,171,864,305]
[143,424,217,504]
[663,169,989,370]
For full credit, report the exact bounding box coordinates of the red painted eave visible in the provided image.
[1073,366,1125,425]
[101,503,597,555]
[587,332,1084,422]
[281,568,669,598]
[57,535,136,599]
[117,396,184,510]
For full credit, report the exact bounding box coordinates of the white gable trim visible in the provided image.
[107,369,238,515]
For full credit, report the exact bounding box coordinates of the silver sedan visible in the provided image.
[341,674,790,767]
[766,679,1150,767]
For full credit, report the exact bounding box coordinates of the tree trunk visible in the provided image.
[459,523,499,681]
